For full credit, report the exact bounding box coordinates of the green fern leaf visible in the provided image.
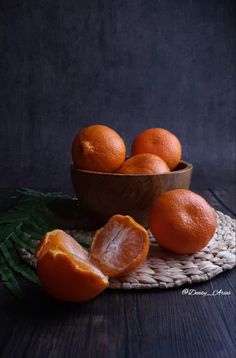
[0,240,39,284]
[12,233,38,254]
[0,256,23,298]
[0,188,88,297]
[0,224,22,246]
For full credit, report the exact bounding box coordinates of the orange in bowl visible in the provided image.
[71,125,126,173]
[132,128,182,170]
[117,153,170,174]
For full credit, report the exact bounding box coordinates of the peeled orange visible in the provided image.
[36,230,108,302]
[90,214,150,277]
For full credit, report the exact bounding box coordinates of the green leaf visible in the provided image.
[16,188,68,200]
[0,188,88,297]
[0,256,23,298]
[21,223,44,237]
[0,240,39,285]
[12,233,38,254]
[0,224,22,246]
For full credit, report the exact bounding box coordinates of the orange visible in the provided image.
[132,128,182,170]
[117,153,170,174]
[149,189,216,254]
[72,125,126,172]
[89,214,150,277]
[36,229,89,261]
[36,230,108,302]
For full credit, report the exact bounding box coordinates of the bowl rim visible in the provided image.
[70,160,193,177]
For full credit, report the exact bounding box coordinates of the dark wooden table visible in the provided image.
[0,185,235,358]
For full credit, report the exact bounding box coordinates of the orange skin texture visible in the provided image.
[149,189,217,254]
[36,230,108,302]
[72,125,126,173]
[132,128,182,170]
[117,153,170,174]
[90,214,150,277]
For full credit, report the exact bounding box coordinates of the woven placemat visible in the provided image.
[19,210,235,289]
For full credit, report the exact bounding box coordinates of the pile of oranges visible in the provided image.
[71,124,181,174]
[37,125,217,302]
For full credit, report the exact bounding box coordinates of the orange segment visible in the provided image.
[90,214,150,277]
[36,230,108,302]
[36,229,88,261]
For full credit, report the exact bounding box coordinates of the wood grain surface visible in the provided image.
[71,161,192,226]
[0,186,235,358]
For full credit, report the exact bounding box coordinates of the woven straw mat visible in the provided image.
[19,210,235,289]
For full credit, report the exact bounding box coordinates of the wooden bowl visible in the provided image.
[71,160,193,227]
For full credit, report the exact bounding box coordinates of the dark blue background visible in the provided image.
[0,0,235,191]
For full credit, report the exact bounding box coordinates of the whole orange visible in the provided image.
[149,189,216,254]
[132,128,182,170]
[72,125,126,172]
[117,153,170,174]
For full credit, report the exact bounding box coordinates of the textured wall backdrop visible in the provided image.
[0,0,235,191]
